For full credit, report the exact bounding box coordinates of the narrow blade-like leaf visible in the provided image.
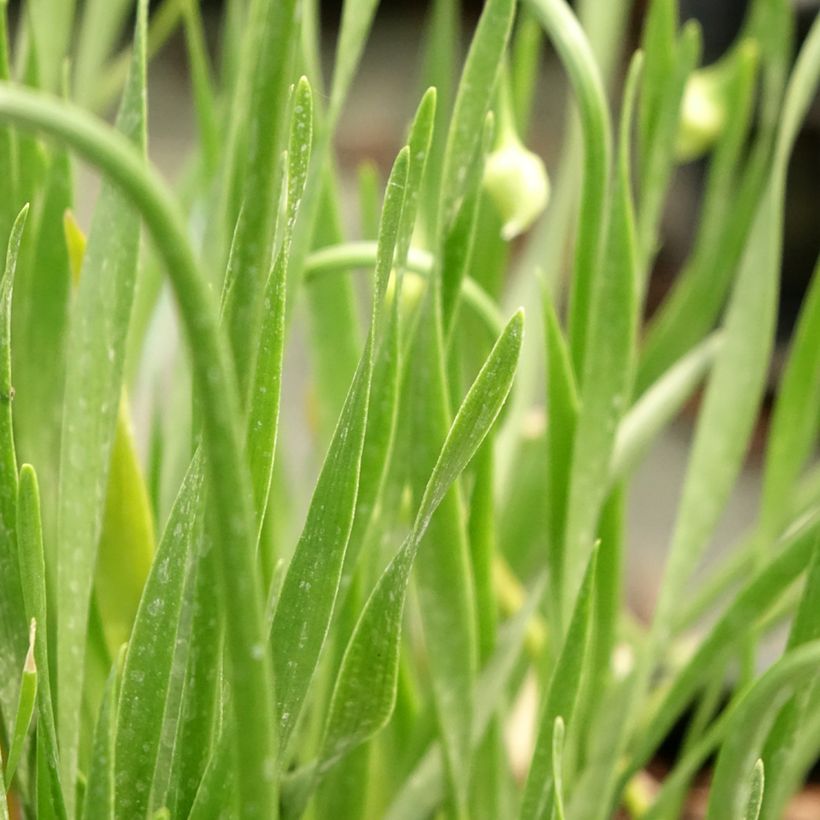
[0,205,29,735]
[320,310,523,771]
[55,4,147,803]
[271,147,409,753]
[114,452,204,819]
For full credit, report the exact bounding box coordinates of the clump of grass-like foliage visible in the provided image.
[0,0,819,817]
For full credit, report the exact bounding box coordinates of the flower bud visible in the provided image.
[483,140,550,240]
[675,70,727,162]
[675,40,758,163]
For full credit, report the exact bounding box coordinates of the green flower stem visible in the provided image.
[304,240,505,338]
[0,83,276,817]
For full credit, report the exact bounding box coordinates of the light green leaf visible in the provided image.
[520,549,597,820]
[441,112,494,331]
[511,9,543,135]
[341,90,436,595]
[247,76,313,540]
[83,647,125,820]
[552,717,566,820]
[73,0,132,106]
[610,333,721,483]
[383,575,546,820]
[164,528,221,820]
[320,310,523,772]
[3,620,37,790]
[27,0,77,92]
[627,513,820,780]
[17,465,65,820]
[418,0,459,234]
[327,0,382,129]
[758,535,820,818]
[406,286,478,810]
[55,2,147,805]
[745,760,765,820]
[653,7,820,634]
[523,0,612,374]
[271,146,409,754]
[0,1,16,242]
[758,252,820,538]
[186,723,234,820]
[114,451,204,819]
[706,643,820,819]
[543,293,579,624]
[12,145,72,561]
[636,18,701,268]
[0,205,29,736]
[95,396,156,655]
[396,87,437,270]
[181,0,219,175]
[560,51,639,623]
[439,0,515,229]
[638,37,760,386]
[221,0,299,398]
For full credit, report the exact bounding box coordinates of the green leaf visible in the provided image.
[524,0,612,374]
[0,2,16,243]
[418,0,459,234]
[164,527,222,820]
[396,87,437,271]
[12,145,72,558]
[271,146,409,754]
[114,451,204,819]
[638,37,760,386]
[652,7,820,634]
[327,0,382,129]
[758,252,820,538]
[95,396,156,655]
[552,717,566,820]
[382,574,546,820]
[406,287,479,810]
[627,513,820,779]
[511,9,543,135]
[744,760,765,820]
[441,112,494,332]
[637,0,677,170]
[320,310,523,772]
[439,0,515,229]
[635,19,701,268]
[519,549,597,820]
[181,0,219,175]
[706,643,820,819]
[3,620,37,790]
[17,465,65,820]
[73,0,132,106]
[27,0,77,92]
[0,205,29,736]
[83,647,125,820]
[341,91,437,595]
[610,333,721,483]
[560,51,639,624]
[246,76,313,540]
[54,1,147,803]
[221,0,299,399]
[543,293,579,624]
[758,535,820,818]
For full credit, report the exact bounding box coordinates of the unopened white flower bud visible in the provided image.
[483,140,550,241]
[676,40,758,163]
[676,70,727,162]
